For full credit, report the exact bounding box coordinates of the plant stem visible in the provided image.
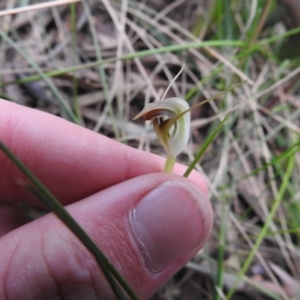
[184,113,231,178]
[164,155,176,173]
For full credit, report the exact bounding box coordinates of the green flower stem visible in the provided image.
[164,155,176,173]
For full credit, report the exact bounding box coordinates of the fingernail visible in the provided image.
[129,181,207,273]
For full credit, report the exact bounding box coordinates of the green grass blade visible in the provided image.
[0,30,79,124]
[224,0,233,40]
[0,140,138,300]
[215,199,227,300]
[183,112,231,178]
[226,153,296,300]
[238,142,300,181]
[2,40,245,87]
[70,1,81,123]
[215,142,299,194]
[2,26,299,90]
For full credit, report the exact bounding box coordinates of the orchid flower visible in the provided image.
[134,65,191,172]
[134,97,190,172]
[134,65,245,173]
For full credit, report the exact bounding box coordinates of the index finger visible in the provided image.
[0,99,207,205]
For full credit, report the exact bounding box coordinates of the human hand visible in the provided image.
[0,99,213,300]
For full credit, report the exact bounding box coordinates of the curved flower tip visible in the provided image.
[134,97,190,157]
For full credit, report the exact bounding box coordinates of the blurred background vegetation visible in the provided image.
[0,0,300,299]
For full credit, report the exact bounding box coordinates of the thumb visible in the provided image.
[0,173,213,300]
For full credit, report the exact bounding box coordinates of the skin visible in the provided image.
[0,99,213,300]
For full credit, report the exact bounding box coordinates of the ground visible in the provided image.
[0,0,300,299]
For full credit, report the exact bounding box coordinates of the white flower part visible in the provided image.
[163,98,190,157]
[134,97,191,157]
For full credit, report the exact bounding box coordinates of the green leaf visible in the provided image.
[0,140,138,300]
[183,112,231,178]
